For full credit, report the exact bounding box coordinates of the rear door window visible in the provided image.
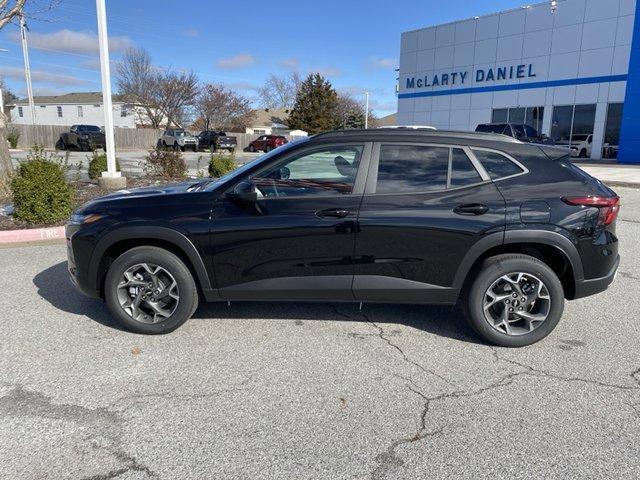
[376,145,449,194]
[471,149,524,180]
[451,148,483,187]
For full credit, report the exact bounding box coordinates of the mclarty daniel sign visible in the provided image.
[405,63,536,90]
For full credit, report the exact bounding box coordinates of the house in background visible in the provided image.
[377,113,397,127]
[7,92,157,128]
[245,108,307,137]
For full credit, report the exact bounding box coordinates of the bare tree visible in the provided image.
[334,93,377,129]
[155,70,199,128]
[195,83,253,131]
[257,72,302,109]
[116,47,198,129]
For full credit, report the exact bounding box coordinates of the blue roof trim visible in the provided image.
[397,74,628,99]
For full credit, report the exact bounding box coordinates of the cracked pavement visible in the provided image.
[1,187,640,479]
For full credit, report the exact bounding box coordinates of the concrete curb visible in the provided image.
[0,226,65,244]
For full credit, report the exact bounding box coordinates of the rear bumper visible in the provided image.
[573,254,619,299]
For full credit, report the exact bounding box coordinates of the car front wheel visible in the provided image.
[104,246,199,334]
[463,254,564,347]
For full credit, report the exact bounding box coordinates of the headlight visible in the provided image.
[69,213,104,225]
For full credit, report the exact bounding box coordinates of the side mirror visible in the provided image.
[228,180,259,203]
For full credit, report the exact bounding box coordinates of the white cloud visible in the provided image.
[183,28,199,37]
[216,54,256,69]
[279,57,299,69]
[0,66,89,86]
[9,29,133,55]
[369,56,397,69]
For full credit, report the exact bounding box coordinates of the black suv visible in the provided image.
[66,129,620,347]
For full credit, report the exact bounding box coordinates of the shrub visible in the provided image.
[88,151,121,180]
[6,128,20,149]
[143,148,187,179]
[208,153,236,178]
[11,146,74,224]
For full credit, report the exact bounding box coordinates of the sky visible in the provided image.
[0,0,530,117]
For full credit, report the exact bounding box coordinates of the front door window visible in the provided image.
[251,145,364,197]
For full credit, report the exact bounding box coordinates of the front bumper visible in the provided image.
[573,254,620,299]
[66,224,101,298]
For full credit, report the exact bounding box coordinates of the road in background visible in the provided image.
[0,191,639,479]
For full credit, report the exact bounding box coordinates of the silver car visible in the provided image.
[160,129,198,151]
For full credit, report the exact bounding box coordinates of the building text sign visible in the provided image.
[405,63,536,90]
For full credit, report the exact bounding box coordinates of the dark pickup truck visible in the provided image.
[197,131,237,152]
[58,125,106,151]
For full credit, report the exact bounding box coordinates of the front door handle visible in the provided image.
[316,208,350,218]
[454,203,489,216]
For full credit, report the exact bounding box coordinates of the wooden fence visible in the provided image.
[7,124,302,151]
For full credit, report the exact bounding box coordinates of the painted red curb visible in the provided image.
[0,226,65,244]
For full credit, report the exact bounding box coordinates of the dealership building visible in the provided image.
[397,0,640,163]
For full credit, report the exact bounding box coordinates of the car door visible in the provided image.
[353,142,506,304]
[209,142,372,301]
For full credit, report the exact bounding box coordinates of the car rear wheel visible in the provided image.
[265,145,272,152]
[463,254,564,347]
[579,149,587,158]
[104,246,199,334]
[249,144,255,152]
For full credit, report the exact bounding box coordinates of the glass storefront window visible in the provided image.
[508,107,525,124]
[572,105,597,136]
[490,106,544,135]
[526,107,544,133]
[551,105,574,145]
[603,103,623,159]
[491,108,508,123]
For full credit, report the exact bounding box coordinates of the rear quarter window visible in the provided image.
[472,149,525,180]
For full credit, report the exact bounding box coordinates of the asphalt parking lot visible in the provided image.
[1,188,639,479]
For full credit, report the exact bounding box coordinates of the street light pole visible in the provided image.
[19,13,36,125]
[364,91,370,129]
[95,0,125,188]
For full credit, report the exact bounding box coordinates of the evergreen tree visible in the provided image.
[287,74,338,134]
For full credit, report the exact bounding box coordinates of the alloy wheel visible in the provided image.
[482,272,551,336]
[116,263,180,324]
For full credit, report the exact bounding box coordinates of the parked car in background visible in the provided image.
[568,134,593,158]
[248,135,288,152]
[197,131,237,152]
[67,129,619,347]
[160,129,198,152]
[57,125,105,151]
[476,123,554,145]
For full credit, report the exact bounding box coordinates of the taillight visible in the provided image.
[562,196,620,225]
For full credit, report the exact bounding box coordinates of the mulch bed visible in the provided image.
[0,176,184,231]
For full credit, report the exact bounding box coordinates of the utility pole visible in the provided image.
[19,13,36,125]
[364,91,370,129]
[95,0,125,188]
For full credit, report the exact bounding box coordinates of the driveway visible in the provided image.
[0,189,639,479]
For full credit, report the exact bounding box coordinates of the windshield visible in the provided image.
[205,137,310,190]
[84,126,101,132]
[175,130,190,137]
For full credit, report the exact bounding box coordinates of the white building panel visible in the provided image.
[398,0,636,159]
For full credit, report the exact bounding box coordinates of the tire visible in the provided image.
[229,148,235,154]
[265,145,272,152]
[463,254,564,347]
[249,144,255,152]
[579,149,587,158]
[57,138,67,151]
[104,246,199,334]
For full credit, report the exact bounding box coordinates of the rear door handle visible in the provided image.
[454,203,489,216]
[316,208,350,218]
